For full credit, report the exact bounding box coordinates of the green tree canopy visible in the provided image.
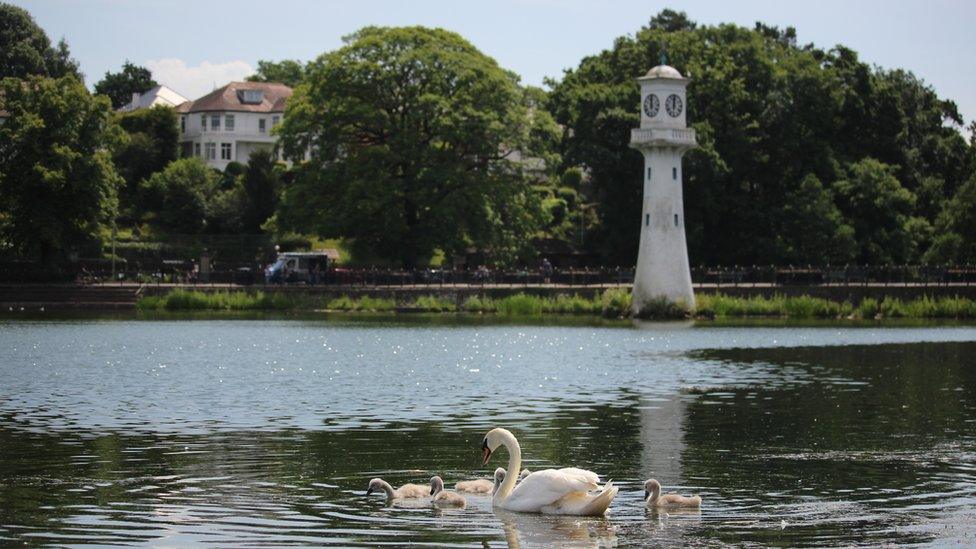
[277,26,556,267]
[547,10,973,266]
[139,158,218,233]
[246,59,306,88]
[0,76,121,262]
[240,149,282,233]
[0,3,81,80]
[94,61,157,109]
[113,105,179,212]
[925,174,976,264]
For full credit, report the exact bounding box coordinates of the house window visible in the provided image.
[258,118,266,133]
[205,143,216,160]
[200,115,206,131]
[647,167,651,180]
[674,214,679,227]
[672,167,677,180]
[194,142,201,157]
[238,89,263,104]
[180,116,185,134]
[221,143,232,160]
[211,115,220,131]
[645,214,650,227]
[225,115,234,131]
[272,115,280,127]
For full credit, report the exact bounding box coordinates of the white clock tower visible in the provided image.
[628,62,697,315]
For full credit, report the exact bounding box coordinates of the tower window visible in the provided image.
[673,167,677,180]
[674,214,679,227]
[647,167,652,180]
[645,214,650,227]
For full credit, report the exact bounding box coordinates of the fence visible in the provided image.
[5,263,973,288]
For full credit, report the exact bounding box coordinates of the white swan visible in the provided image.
[644,479,701,509]
[482,427,618,515]
[365,478,428,500]
[492,467,532,495]
[430,476,467,507]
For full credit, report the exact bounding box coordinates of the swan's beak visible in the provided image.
[481,439,492,465]
[429,486,435,495]
[644,490,650,500]
[366,487,374,496]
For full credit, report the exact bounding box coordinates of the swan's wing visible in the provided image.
[553,467,600,487]
[396,483,429,498]
[501,468,600,512]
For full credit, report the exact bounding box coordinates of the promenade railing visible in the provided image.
[3,263,974,288]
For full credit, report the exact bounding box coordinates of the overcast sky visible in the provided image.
[14,0,976,130]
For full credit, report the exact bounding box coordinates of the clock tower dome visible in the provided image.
[628,63,697,315]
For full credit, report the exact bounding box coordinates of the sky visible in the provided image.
[13,0,976,129]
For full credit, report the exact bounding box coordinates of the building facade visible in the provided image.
[176,81,292,170]
[628,64,698,315]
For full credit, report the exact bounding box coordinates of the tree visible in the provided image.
[832,158,916,264]
[0,4,82,80]
[277,26,554,267]
[246,59,305,87]
[139,158,218,233]
[925,174,976,263]
[0,76,122,263]
[240,149,281,232]
[547,10,973,266]
[94,61,157,109]
[113,105,179,213]
[778,174,857,264]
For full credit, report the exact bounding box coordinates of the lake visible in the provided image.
[1,314,974,547]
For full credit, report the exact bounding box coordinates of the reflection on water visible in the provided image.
[0,317,974,546]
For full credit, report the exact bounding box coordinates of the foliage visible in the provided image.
[547,10,974,266]
[831,158,917,264]
[276,26,557,267]
[925,174,976,263]
[113,106,179,212]
[139,158,218,233]
[94,61,157,109]
[0,3,82,80]
[410,295,457,311]
[241,149,282,232]
[0,76,122,262]
[246,59,306,87]
[137,289,305,311]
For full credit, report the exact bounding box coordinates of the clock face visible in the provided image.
[665,94,683,117]
[642,94,660,117]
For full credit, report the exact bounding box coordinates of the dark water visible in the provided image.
[1,316,974,547]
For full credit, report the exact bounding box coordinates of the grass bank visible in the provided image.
[137,289,976,319]
[136,289,633,317]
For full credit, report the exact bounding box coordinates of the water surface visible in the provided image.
[1,316,974,546]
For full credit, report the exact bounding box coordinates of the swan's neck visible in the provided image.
[380,480,396,500]
[493,431,521,500]
[647,484,660,505]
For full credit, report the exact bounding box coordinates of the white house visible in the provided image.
[119,85,189,112]
[176,81,293,170]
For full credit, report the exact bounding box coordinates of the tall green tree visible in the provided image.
[548,10,973,266]
[277,26,555,267]
[0,76,121,262]
[832,158,917,264]
[246,59,306,87]
[139,158,218,233]
[925,174,976,264]
[240,149,281,232]
[0,3,82,80]
[113,105,179,213]
[94,61,157,109]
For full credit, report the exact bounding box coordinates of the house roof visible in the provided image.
[176,81,292,114]
[119,85,189,112]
